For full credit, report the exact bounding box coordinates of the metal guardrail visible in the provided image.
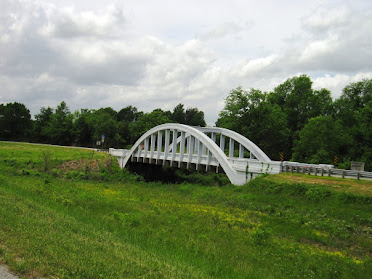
[281,161,372,180]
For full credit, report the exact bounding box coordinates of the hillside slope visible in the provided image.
[0,142,371,278]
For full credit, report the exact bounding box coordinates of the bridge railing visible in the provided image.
[282,161,372,180]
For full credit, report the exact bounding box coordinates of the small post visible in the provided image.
[342,170,345,179]
[357,172,360,180]
[308,167,311,175]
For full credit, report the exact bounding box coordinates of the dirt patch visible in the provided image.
[0,265,19,279]
[57,159,101,172]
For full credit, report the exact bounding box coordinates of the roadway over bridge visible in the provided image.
[109,123,282,185]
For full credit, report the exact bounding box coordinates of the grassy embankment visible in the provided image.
[0,141,371,278]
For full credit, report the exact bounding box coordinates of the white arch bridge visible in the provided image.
[109,123,284,185]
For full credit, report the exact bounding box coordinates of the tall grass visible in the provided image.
[0,141,371,278]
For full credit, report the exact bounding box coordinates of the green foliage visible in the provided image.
[42,101,74,145]
[216,87,290,160]
[217,76,371,170]
[269,75,333,134]
[0,102,31,140]
[42,150,52,172]
[129,108,173,142]
[171,103,186,124]
[185,107,206,126]
[292,116,347,164]
[251,228,271,245]
[334,79,372,170]
[117,105,140,122]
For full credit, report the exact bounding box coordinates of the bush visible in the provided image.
[305,188,331,201]
[251,228,271,245]
[42,150,52,172]
[337,192,372,205]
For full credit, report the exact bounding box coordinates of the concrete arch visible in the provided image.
[194,127,271,162]
[122,123,244,184]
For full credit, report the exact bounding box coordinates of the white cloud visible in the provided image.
[40,4,126,38]
[1,0,372,126]
[313,72,372,99]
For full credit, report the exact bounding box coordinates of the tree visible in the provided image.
[171,103,186,124]
[33,107,53,142]
[96,107,117,119]
[356,101,372,170]
[0,102,31,140]
[216,87,290,159]
[334,79,372,170]
[267,75,334,158]
[91,111,119,148]
[292,116,346,164]
[129,109,173,142]
[72,109,94,146]
[269,75,333,134]
[185,107,206,126]
[44,101,73,145]
[334,79,372,126]
[117,106,140,122]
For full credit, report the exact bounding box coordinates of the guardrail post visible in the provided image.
[342,170,345,179]
[315,168,318,176]
[328,169,331,177]
[308,167,311,175]
[357,172,360,180]
[321,168,324,176]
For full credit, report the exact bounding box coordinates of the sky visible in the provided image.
[1,0,372,125]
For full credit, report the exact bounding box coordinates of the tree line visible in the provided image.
[0,102,206,148]
[217,75,372,170]
[0,75,371,170]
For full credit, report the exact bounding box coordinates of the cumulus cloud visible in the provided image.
[1,0,372,125]
[40,4,126,38]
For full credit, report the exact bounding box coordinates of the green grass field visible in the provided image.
[0,141,371,278]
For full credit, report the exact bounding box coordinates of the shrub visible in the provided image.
[251,228,271,245]
[42,150,52,172]
[305,188,331,201]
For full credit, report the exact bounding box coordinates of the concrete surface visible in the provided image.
[0,265,19,279]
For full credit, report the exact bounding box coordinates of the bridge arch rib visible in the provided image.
[119,124,272,185]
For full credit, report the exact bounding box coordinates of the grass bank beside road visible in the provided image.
[0,141,371,278]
